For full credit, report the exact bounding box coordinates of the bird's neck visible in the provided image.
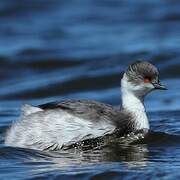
[121,76,149,130]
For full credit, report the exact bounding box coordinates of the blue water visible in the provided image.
[0,0,180,179]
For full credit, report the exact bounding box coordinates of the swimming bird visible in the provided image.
[5,61,167,150]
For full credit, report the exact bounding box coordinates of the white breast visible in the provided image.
[121,74,150,130]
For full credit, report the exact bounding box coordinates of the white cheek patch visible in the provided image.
[122,74,155,98]
[144,83,154,89]
[129,81,154,95]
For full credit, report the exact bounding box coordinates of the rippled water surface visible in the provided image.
[0,0,180,179]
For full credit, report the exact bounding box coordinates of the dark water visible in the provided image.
[0,0,180,179]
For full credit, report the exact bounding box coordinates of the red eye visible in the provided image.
[144,77,151,83]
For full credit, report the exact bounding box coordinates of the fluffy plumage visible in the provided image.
[5,100,134,150]
[5,61,166,151]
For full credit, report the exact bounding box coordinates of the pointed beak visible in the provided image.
[152,82,167,90]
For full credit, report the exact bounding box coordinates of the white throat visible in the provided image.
[121,74,149,130]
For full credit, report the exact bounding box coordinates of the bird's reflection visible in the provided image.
[24,132,150,174]
[5,130,180,175]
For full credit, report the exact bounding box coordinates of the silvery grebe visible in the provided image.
[5,61,167,150]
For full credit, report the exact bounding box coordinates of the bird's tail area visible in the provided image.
[21,104,43,116]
